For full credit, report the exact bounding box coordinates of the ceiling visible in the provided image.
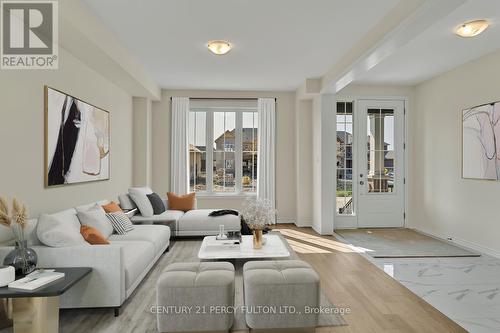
[81,0,399,91]
[355,0,500,85]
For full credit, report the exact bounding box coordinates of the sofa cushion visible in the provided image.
[128,187,154,217]
[75,200,109,213]
[147,193,166,215]
[130,210,184,223]
[106,212,134,235]
[37,209,88,247]
[118,194,137,210]
[25,218,42,246]
[108,225,170,253]
[0,224,13,245]
[80,225,110,245]
[167,192,196,212]
[77,205,113,238]
[178,209,240,233]
[0,218,40,246]
[110,240,155,290]
[102,202,122,213]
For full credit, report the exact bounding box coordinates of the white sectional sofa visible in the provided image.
[118,194,241,236]
[0,193,241,315]
[0,200,170,316]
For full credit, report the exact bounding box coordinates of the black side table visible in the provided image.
[0,267,91,333]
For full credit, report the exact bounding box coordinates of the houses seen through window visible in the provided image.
[337,102,354,215]
[189,104,258,194]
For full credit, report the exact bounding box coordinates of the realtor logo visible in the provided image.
[1,1,58,69]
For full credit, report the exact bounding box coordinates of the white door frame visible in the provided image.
[334,96,409,230]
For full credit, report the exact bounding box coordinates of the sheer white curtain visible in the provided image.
[257,98,276,210]
[170,97,190,194]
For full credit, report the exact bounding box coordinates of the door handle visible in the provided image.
[359,181,364,185]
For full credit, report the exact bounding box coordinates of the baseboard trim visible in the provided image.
[311,223,334,236]
[334,222,357,229]
[295,218,312,227]
[413,228,500,259]
[277,217,296,224]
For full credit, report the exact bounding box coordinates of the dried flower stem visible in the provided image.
[0,197,9,217]
[0,196,28,241]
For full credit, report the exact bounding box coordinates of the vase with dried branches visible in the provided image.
[0,197,37,275]
[241,198,277,249]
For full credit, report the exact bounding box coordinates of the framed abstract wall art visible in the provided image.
[45,86,110,187]
[462,101,500,180]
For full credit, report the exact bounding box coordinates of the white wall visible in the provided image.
[295,99,313,227]
[152,89,296,222]
[0,47,133,216]
[410,49,500,256]
[338,84,415,100]
[132,97,152,187]
[310,94,336,235]
[312,97,323,231]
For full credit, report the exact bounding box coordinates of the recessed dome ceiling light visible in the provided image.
[455,20,489,37]
[207,40,232,55]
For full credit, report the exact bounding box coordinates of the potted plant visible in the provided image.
[241,198,276,249]
[0,197,37,275]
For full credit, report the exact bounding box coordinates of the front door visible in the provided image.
[356,100,405,227]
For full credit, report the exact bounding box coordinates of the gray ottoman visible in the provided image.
[156,262,235,332]
[243,260,320,330]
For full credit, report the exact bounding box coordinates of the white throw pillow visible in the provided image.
[37,209,87,247]
[75,200,108,213]
[76,205,113,239]
[0,225,14,245]
[0,219,41,246]
[118,194,137,210]
[128,187,154,217]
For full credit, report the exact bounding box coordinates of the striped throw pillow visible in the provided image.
[106,212,134,235]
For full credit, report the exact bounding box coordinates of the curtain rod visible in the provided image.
[170,97,277,101]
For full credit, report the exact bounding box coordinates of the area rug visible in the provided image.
[335,229,480,258]
[56,233,346,333]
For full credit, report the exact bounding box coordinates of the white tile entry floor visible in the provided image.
[332,230,500,333]
[365,253,500,332]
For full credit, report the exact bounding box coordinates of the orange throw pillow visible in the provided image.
[102,201,122,213]
[167,192,196,212]
[80,225,109,245]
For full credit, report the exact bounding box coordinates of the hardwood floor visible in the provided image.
[0,226,466,333]
[272,225,467,333]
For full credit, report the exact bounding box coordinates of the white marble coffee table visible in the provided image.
[198,234,290,260]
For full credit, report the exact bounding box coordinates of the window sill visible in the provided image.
[195,193,257,199]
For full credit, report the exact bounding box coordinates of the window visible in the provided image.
[189,112,207,192]
[242,112,258,192]
[336,101,354,215]
[189,104,258,195]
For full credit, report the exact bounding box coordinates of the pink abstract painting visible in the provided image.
[462,101,500,180]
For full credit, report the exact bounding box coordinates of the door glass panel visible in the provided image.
[336,102,354,215]
[367,108,394,193]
